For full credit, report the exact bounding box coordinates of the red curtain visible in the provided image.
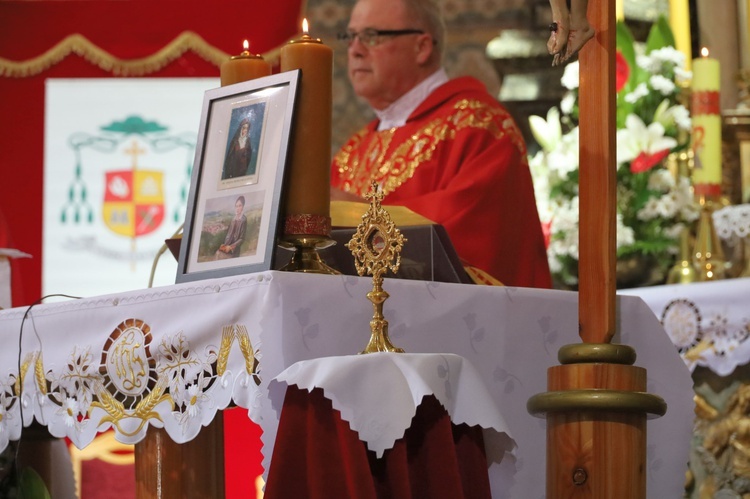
[0,3,304,497]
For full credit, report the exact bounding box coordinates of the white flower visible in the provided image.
[561,61,580,90]
[675,177,700,221]
[63,397,79,428]
[529,106,562,153]
[675,67,692,82]
[547,127,580,177]
[616,114,677,166]
[624,83,649,103]
[659,193,679,218]
[547,252,563,273]
[648,169,676,192]
[529,151,552,221]
[637,193,678,221]
[616,215,635,248]
[671,105,691,131]
[560,91,576,115]
[655,102,691,132]
[636,54,659,73]
[664,223,685,239]
[547,197,580,277]
[650,74,676,95]
[185,384,202,418]
[649,47,686,68]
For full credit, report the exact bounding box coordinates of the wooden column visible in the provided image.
[528,0,667,497]
[135,412,225,499]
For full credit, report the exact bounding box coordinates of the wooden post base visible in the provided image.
[528,344,666,498]
[135,412,225,499]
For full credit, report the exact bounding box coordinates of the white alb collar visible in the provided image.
[374,68,449,131]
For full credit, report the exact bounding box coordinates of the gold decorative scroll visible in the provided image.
[0,31,282,78]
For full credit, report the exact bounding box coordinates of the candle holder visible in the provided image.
[278,214,340,274]
[665,148,699,284]
[692,193,726,281]
[667,226,698,284]
[346,182,407,354]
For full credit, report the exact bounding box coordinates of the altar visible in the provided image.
[0,271,693,497]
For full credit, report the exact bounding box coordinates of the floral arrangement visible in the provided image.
[529,17,699,288]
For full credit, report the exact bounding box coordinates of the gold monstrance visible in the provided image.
[346,182,407,354]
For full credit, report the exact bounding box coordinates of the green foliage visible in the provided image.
[645,15,676,53]
[18,467,51,499]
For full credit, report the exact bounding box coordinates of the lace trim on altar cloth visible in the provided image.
[0,272,274,451]
[270,352,514,460]
[713,205,750,240]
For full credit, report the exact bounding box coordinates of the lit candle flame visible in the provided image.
[302,18,309,35]
[701,47,709,57]
[243,40,250,51]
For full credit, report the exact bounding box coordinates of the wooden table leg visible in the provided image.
[135,412,225,499]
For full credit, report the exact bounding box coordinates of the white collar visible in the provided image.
[374,68,449,131]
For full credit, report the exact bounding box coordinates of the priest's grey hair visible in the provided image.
[402,0,446,63]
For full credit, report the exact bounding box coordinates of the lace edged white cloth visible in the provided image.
[620,277,750,375]
[270,352,513,458]
[0,271,694,499]
[713,204,750,239]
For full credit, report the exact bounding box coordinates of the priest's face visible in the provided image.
[346,0,431,110]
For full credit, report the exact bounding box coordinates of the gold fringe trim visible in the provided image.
[0,31,282,78]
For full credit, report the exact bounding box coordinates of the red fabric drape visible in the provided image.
[265,386,492,499]
[0,4,304,498]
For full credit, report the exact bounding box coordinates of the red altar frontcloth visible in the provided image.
[265,386,492,499]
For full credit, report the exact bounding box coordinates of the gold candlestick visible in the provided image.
[667,226,698,284]
[346,182,407,354]
[278,215,339,274]
[666,148,698,284]
[692,195,726,281]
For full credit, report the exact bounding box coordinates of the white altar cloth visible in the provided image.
[270,352,513,459]
[620,277,750,376]
[0,271,694,498]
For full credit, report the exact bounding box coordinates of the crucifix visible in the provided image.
[528,1,667,496]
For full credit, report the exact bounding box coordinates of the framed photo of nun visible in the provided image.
[176,70,299,283]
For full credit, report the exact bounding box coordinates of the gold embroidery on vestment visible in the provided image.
[334,99,525,196]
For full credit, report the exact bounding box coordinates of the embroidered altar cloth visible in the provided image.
[0,271,694,498]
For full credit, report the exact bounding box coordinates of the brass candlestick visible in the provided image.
[346,182,407,354]
[279,214,340,274]
[666,148,698,284]
[667,226,698,284]
[693,195,726,281]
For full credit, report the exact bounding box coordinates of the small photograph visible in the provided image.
[197,191,265,262]
[220,101,267,187]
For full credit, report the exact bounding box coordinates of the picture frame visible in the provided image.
[176,70,299,283]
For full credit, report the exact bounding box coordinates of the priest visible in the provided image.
[331,0,551,288]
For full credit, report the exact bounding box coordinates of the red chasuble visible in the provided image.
[332,76,552,288]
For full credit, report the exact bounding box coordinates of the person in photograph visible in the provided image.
[223,118,253,179]
[215,195,247,259]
